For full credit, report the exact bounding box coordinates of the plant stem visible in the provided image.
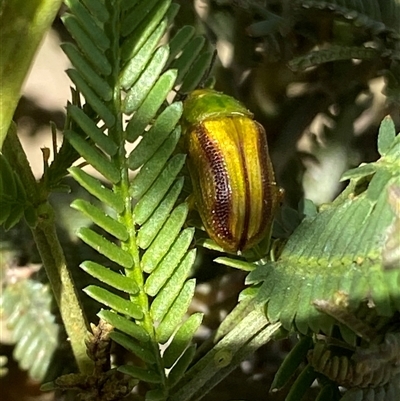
[106,1,168,390]
[32,208,94,375]
[3,127,94,374]
[169,307,281,401]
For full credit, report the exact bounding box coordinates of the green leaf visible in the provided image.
[316,384,337,401]
[156,279,196,344]
[141,203,189,273]
[128,102,183,171]
[249,125,400,336]
[62,14,111,76]
[0,200,11,226]
[145,389,166,401]
[180,50,215,94]
[166,25,196,65]
[300,199,318,218]
[285,365,318,401]
[145,230,195,295]
[0,280,59,381]
[340,163,376,181]
[289,45,379,72]
[85,286,143,319]
[64,130,120,183]
[121,0,171,61]
[270,336,313,391]
[133,154,185,225]
[71,199,128,241]
[121,20,168,90]
[170,35,206,86]
[163,312,203,368]
[0,153,28,229]
[68,167,125,213]
[67,104,117,154]
[378,116,396,156]
[4,166,27,214]
[121,0,166,37]
[0,153,17,200]
[164,2,180,25]
[130,127,181,199]
[123,45,170,114]
[167,344,197,387]
[67,69,115,126]
[137,178,185,249]
[110,331,156,364]
[58,0,218,391]
[65,0,110,51]
[214,256,255,272]
[99,310,149,342]
[126,69,178,142]
[3,203,25,231]
[150,249,196,321]
[77,227,133,268]
[80,0,109,24]
[121,0,139,12]
[80,261,139,294]
[118,365,162,383]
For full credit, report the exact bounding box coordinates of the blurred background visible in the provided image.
[1,1,399,400]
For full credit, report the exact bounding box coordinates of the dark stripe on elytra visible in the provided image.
[195,123,233,241]
[237,136,250,250]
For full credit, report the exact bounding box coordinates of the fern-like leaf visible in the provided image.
[289,45,379,71]
[249,116,400,337]
[165,27,213,94]
[0,279,59,381]
[0,151,32,230]
[126,70,178,142]
[285,1,400,106]
[298,0,400,34]
[247,116,400,399]
[60,0,212,397]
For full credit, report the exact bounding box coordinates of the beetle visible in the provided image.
[181,88,281,253]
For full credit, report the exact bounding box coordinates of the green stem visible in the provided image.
[32,213,94,374]
[107,1,168,391]
[2,126,94,374]
[169,307,281,401]
[0,0,63,148]
[119,122,168,392]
